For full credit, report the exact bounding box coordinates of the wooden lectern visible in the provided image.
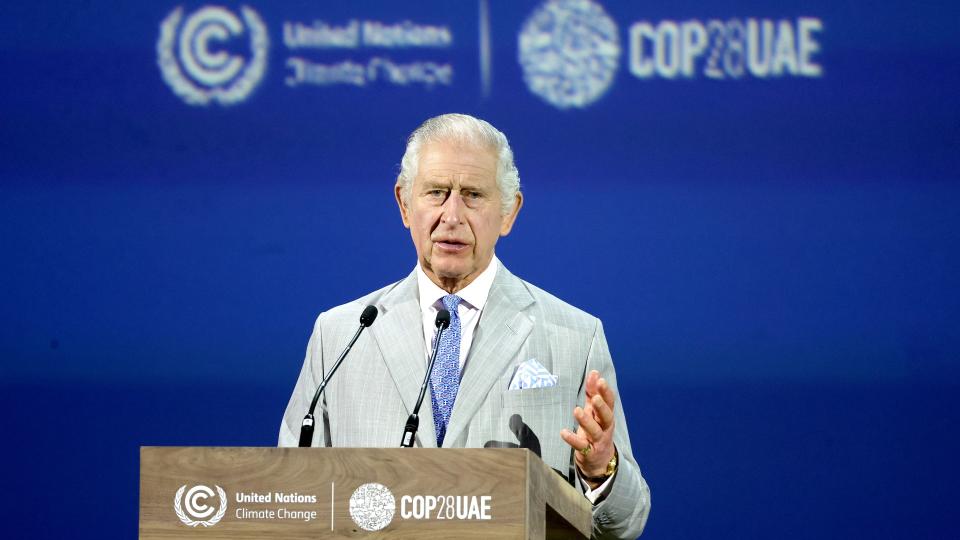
[140,447,593,539]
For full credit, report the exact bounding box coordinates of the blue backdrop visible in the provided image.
[2,1,958,538]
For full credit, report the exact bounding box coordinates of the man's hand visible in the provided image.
[560,369,617,490]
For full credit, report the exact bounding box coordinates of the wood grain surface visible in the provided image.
[140,447,590,539]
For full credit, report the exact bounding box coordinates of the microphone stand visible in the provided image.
[298,306,377,447]
[400,310,450,447]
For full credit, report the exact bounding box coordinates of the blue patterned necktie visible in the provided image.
[431,294,462,447]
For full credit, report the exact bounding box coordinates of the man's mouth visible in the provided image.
[434,239,469,252]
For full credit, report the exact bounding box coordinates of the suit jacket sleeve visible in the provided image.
[585,320,651,539]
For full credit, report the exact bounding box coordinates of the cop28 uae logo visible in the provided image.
[157,5,268,106]
[518,0,620,109]
[349,483,396,532]
[174,484,227,527]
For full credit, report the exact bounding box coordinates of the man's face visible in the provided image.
[396,140,522,292]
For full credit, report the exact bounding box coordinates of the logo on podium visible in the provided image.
[349,482,396,531]
[174,484,227,527]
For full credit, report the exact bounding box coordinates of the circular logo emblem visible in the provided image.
[174,484,227,527]
[518,0,621,109]
[157,5,268,106]
[349,483,396,532]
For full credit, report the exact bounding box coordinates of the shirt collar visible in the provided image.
[416,254,500,312]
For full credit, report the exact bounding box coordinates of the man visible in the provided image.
[279,114,650,538]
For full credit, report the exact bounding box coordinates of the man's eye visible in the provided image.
[465,191,482,199]
[427,189,446,197]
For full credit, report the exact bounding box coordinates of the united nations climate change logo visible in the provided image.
[518,0,620,109]
[157,5,268,106]
[174,484,227,527]
[349,483,396,532]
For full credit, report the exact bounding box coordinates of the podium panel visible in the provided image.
[139,447,591,539]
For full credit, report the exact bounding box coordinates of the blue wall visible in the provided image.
[2,1,958,537]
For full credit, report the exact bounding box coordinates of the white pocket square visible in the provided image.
[508,358,558,390]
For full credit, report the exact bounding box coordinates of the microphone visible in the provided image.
[298,305,378,447]
[400,309,450,447]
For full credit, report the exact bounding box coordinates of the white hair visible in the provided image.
[397,113,521,215]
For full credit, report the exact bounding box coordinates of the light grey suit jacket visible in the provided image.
[279,263,650,538]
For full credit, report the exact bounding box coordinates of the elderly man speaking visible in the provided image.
[279,114,650,538]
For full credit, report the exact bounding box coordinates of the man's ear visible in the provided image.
[395,183,411,228]
[499,192,523,236]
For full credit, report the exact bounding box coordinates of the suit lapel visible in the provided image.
[368,271,438,448]
[443,264,534,447]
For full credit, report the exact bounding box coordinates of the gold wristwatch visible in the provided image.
[582,448,618,483]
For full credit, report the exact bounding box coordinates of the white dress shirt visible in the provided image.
[416,254,499,369]
[414,255,614,503]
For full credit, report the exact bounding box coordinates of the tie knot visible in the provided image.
[442,294,462,313]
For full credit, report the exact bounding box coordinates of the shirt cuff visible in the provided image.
[576,468,615,504]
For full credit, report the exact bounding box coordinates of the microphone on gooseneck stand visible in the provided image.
[298,305,378,447]
[400,309,450,448]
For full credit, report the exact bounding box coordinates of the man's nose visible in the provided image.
[440,190,464,225]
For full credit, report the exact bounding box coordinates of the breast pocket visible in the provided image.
[500,385,564,409]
